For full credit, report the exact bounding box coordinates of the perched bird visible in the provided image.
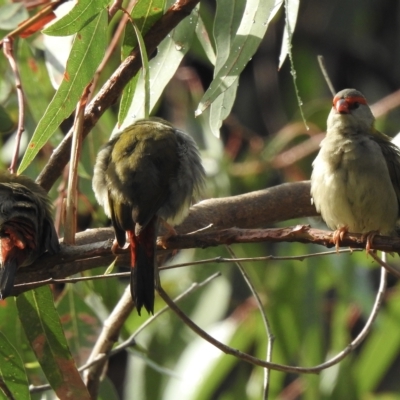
[93,118,205,315]
[311,88,400,249]
[0,172,60,298]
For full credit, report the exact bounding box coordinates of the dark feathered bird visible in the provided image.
[0,172,60,298]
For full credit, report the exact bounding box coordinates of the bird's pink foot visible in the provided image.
[157,219,177,249]
[111,239,127,254]
[332,227,348,252]
[362,231,378,253]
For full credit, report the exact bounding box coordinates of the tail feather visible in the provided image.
[128,220,156,315]
[0,242,19,299]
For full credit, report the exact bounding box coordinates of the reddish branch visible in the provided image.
[3,37,25,173]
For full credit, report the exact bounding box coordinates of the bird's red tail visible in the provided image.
[0,237,23,299]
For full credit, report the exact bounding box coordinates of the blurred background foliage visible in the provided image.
[1,0,400,399]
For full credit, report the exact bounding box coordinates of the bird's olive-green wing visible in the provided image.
[373,132,400,215]
[108,192,132,247]
[110,122,180,232]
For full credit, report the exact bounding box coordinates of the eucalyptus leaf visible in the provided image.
[278,0,300,69]
[43,0,109,36]
[196,0,282,117]
[0,331,30,400]
[18,9,108,174]
[118,7,198,130]
[17,287,90,399]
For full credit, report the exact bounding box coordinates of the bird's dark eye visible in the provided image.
[348,101,360,110]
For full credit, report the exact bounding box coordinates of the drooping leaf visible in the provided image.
[18,9,108,174]
[208,80,238,137]
[279,0,307,128]
[56,287,101,364]
[0,331,30,400]
[194,4,216,66]
[127,21,150,120]
[121,0,165,59]
[43,0,109,36]
[16,286,91,399]
[208,0,245,137]
[118,0,165,125]
[278,0,300,69]
[0,298,40,386]
[18,40,57,124]
[118,6,198,130]
[196,0,283,116]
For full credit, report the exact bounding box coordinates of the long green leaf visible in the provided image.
[16,286,91,399]
[354,292,400,393]
[18,41,57,125]
[213,0,245,72]
[0,332,30,400]
[56,288,102,363]
[194,9,216,66]
[131,21,150,119]
[118,6,198,129]
[208,0,245,136]
[43,0,109,36]
[196,0,282,116]
[121,0,165,59]
[18,9,108,174]
[0,298,39,385]
[278,0,300,69]
[118,0,165,125]
[208,80,238,137]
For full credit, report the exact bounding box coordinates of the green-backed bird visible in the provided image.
[0,172,60,298]
[92,118,205,315]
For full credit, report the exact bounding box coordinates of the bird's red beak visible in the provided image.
[334,99,350,114]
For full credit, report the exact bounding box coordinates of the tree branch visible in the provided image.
[10,181,400,296]
[37,0,201,192]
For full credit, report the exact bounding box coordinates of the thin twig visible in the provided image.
[10,222,400,296]
[298,265,387,371]
[0,0,66,48]
[64,85,91,244]
[90,0,140,102]
[30,273,221,394]
[0,378,15,400]
[157,284,314,374]
[368,251,396,278]
[370,88,400,119]
[14,271,130,289]
[317,55,335,96]
[159,248,360,270]
[156,261,388,375]
[12,246,360,293]
[226,246,274,400]
[108,0,124,19]
[3,37,25,173]
[84,285,134,399]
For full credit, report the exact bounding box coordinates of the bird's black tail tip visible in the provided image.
[0,260,18,300]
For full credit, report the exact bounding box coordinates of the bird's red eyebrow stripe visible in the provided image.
[333,95,367,105]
